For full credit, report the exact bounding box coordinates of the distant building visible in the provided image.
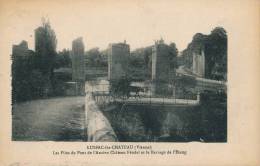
[12,40,30,57]
[71,37,85,95]
[151,39,174,95]
[108,41,130,80]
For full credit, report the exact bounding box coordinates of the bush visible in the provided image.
[109,77,131,98]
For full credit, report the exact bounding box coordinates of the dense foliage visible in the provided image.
[85,47,107,67]
[12,21,66,102]
[128,42,178,81]
[12,25,227,102]
[182,27,227,81]
[55,49,72,68]
[109,77,131,99]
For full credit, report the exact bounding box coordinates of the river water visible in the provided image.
[86,78,226,142]
[12,78,226,142]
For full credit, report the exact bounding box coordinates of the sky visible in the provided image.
[0,0,230,53]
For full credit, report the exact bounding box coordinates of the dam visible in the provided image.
[84,77,227,142]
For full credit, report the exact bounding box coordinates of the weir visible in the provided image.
[85,92,117,142]
[84,78,226,142]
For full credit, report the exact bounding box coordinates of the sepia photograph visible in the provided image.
[1,0,260,165]
[11,17,227,143]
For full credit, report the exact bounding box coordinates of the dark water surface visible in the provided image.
[102,102,226,142]
[12,96,86,141]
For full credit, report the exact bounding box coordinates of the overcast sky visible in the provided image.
[1,0,229,53]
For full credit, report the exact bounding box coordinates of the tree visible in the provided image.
[169,42,178,69]
[85,47,104,67]
[55,49,71,68]
[35,19,57,74]
[181,27,227,81]
[34,19,58,95]
[143,46,153,73]
[205,27,227,80]
[12,54,48,102]
[109,77,131,99]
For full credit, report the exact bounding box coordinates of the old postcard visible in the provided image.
[0,0,259,165]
